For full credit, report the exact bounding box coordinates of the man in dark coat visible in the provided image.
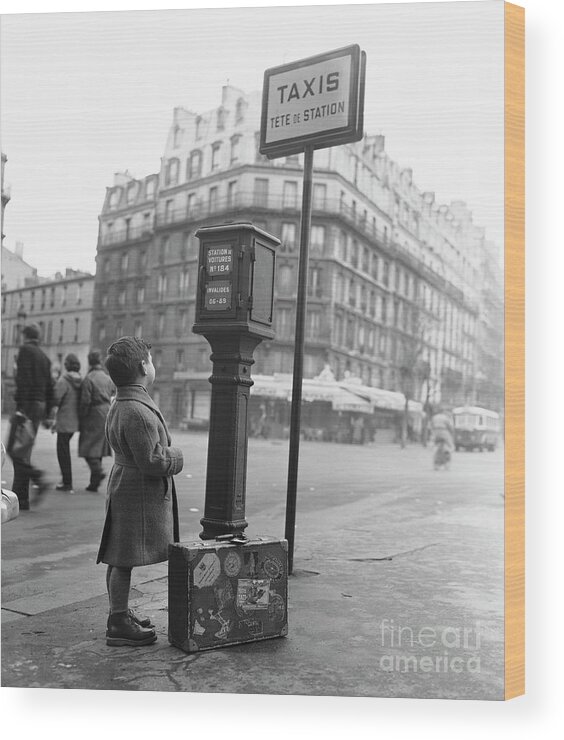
[79,349,115,492]
[7,322,54,509]
[97,336,183,647]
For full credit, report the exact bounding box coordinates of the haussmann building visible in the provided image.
[91,85,503,442]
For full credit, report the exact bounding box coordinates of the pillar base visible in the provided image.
[199,515,249,541]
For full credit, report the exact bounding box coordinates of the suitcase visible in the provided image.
[168,536,288,653]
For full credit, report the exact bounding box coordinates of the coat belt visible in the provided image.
[114,455,139,469]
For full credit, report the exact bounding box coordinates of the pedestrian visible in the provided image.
[79,349,115,492]
[96,336,184,647]
[51,353,82,493]
[6,322,54,510]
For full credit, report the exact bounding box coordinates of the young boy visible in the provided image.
[97,337,184,646]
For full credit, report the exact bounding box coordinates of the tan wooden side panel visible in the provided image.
[504,1,525,701]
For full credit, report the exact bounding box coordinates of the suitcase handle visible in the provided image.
[215,533,249,545]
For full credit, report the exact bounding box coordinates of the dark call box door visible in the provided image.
[202,242,238,319]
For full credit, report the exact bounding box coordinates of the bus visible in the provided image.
[452,406,500,452]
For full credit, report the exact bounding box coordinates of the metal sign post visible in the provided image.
[284,145,314,574]
[260,45,366,575]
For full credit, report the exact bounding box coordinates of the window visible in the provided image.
[230,135,241,164]
[76,282,82,304]
[187,150,202,180]
[308,267,322,297]
[109,189,120,208]
[139,250,147,271]
[381,298,387,324]
[281,222,297,252]
[283,181,298,209]
[30,291,35,312]
[372,254,379,281]
[143,212,152,233]
[312,183,326,209]
[348,279,356,307]
[351,240,359,268]
[179,268,190,296]
[362,248,370,273]
[166,158,179,186]
[278,264,293,293]
[382,261,389,286]
[235,97,246,123]
[187,192,197,216]
[217,107,226,131]
[46,321,53,344]
[118,288,126,307]
[40,289,46,310]
[211,142,221,171]
[116,322,123,339]
[334,314,344,346]
[227,180,237,207]
[50,287,56,307]
[339,231,347,261]
[310,225,325,255]
[101,291,109,309]
[157,275,167,301]
[253,178,269,207]
[176,349,185,371]
[126,182,137,204]
[61,286,67,307]
[161,235,170,260]
[275,308,293,338]
[98,325,105,343]
[121,252,129,271]
[136,284,145,304]
[165,199,174,223]
[346,317,356,349]
[154,349,163,369]
[134,321,143,338]
[208,186,218,212]
[74,318,79,342]
[306,311,321,339]
[58,319,64,343]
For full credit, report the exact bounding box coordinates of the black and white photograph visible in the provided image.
[2,0,512,703]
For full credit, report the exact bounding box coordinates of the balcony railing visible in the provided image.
[98,191,472,309]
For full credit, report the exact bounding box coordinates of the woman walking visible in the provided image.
[79,350,115,492]
[52,353,82,493]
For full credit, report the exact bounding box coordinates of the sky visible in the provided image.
[0,0,504,277]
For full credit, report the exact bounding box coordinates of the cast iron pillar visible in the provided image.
[192,223,279,540]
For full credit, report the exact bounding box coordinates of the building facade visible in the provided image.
[1,270,95,414]
[91,85,503,429]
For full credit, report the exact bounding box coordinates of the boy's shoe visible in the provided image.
[85,484,99,492]
[106,611,157,647]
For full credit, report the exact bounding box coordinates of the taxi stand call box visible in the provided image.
[193,222,280,340]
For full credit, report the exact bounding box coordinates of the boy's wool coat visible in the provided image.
[97,384,183,567]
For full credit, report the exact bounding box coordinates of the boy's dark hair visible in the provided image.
[105,336,152,386]
[88,349,103,367]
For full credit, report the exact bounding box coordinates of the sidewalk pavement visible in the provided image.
[1,477,504,699]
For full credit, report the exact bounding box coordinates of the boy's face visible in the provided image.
[143,353,156,386]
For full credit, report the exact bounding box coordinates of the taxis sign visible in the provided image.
[260,44,366,159]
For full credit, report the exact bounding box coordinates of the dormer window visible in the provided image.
[235,97,246,124]
[187,149,202,180]
[217,107,226,131]
[211,142,221,171]
[195,116,203,140]
[173,125,183,148]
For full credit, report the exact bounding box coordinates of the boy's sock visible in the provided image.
[108,565,132,614]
